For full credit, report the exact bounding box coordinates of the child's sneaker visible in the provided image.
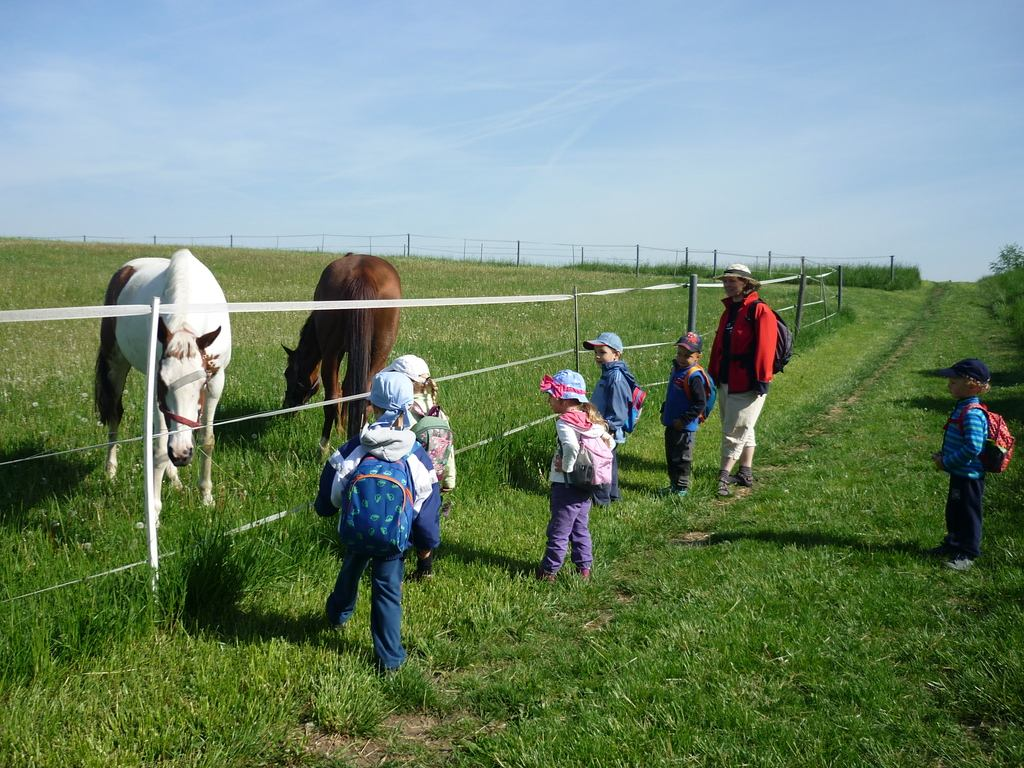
[535,568,557,583]
[407,551,434,581]
[945,556,974,571]
[658,486,687,497]
[407,567,433,582]
[579,568,592,581]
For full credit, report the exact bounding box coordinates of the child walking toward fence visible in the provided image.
[313,370,442,672]
[660,332,710,497]
[583,331,640,505]
[382,355,455,580]
[537,370,614,582]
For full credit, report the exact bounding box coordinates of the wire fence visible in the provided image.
[11,232,895,276]
[0,269,841,604]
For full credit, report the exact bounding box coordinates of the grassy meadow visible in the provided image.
[0,239,1021,767]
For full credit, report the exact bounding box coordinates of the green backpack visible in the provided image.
[411,412,454,485]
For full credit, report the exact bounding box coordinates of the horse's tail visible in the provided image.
[94,346,115,425]
[94,267,131,426]
[342,282,375,441]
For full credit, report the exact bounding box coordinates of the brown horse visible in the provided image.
[283,254,401,449]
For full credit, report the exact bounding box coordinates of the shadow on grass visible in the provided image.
[0,445,94,527]
[708,527,931,558]
[206,397,277,446]
[907,391,1024,427]
[195,605,332,646]
[185,605,385,671]
[915,366,1024,390]
[436,539,536,578]
[617,451,668,475]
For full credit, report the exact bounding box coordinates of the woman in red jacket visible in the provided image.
[707,264,778,497]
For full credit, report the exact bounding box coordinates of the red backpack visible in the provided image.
[947,403,1015,473]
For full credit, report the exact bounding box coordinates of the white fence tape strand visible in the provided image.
[3,272,821,602]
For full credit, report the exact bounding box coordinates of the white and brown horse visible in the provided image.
[94,249,231,519]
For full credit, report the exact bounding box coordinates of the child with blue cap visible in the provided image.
[314,370,442,672]
[583,331,640,504]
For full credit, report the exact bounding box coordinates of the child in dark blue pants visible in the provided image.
[315,371,441,671]
[931,358,991,571]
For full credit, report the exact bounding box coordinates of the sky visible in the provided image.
[1,1,1021,281]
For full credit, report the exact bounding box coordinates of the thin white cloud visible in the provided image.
[0,1,1021,280]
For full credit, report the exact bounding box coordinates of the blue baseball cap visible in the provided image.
[583,332,623,353]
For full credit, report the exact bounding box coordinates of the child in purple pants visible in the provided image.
[536,369,614,582]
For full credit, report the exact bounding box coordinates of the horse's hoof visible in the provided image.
[201,493,214,507]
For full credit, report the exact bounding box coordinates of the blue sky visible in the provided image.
[1,1,1021,281]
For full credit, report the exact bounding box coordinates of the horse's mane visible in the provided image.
[162,251,209,359]
[163,331,200,360]
[164,250,195,306]
[298,313,318,354]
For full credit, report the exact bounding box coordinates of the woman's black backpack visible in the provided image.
[748,300,794,374]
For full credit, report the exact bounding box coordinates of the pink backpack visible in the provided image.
[563,432,613,489]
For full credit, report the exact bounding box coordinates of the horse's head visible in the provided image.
[282,344,321,408]
[158,320,221,466]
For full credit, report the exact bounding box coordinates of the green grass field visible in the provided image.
[0,240,1021,767]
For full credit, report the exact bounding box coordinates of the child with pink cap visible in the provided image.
[536,369,615,582]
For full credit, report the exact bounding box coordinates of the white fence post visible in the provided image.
[573,286,581,371]
[143,297,162,593]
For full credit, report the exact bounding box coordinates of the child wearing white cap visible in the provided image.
[382,354,457,580]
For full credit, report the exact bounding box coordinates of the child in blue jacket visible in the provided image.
[930,358,991,571]
[583,331,638,504]
[314,370,441,672]
[660,332,708,497]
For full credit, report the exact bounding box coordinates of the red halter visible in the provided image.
[159,403,203,429]
[157,350,218,430]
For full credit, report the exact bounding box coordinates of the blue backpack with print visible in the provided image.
[341,453,415,556]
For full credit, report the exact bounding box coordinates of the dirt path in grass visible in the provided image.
[804,282,948,440]
[711,281,948,503]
